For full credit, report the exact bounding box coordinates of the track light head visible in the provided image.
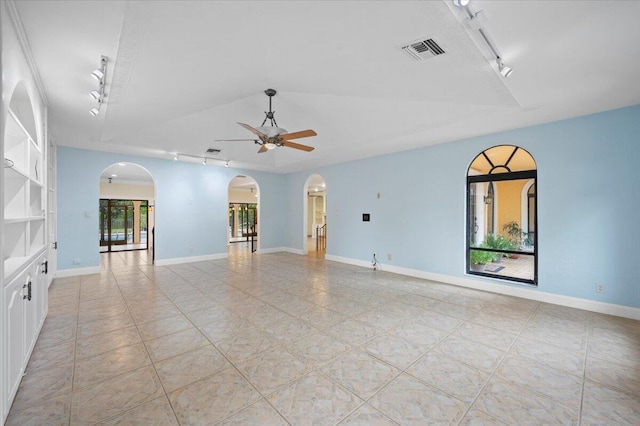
[172,154,178,161]
[91,69,104,81]
[497,58,513,77]
[89,107,100,116]
[202,158,207,165]
[89,90,101,100]
[225,161,229,168]
[453,0,470,6]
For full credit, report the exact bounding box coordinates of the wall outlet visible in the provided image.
[596,283,605,293]
[387,253,392,261]
[189,247,194,254]
[72,258,82,265]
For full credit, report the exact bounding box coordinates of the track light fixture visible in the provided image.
[89,55,108,117]
[172,152,232,168]
[91,68,104,81]
[455,1,513,78]
[497,58,513,77]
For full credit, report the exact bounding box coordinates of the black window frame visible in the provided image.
[466,146,538,286]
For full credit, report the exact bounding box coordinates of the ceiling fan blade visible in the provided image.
[214,139,258,142]
[282,141,315,152]
[278,129,317,140]
[237,122,267,138]
[257,145,268,153]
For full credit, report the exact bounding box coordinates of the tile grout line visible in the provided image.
[452,298,540,425]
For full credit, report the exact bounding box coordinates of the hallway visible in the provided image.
[6,252,640,424]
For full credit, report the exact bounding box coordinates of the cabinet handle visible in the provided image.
[23,280,32,301]
[42,261,48,274]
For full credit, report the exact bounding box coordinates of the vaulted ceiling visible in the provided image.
[13,0,640,173]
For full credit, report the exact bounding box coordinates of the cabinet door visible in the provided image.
[24,265,38,352]
[4,275,27,407]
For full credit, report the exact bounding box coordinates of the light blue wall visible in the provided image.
[57,148,287,270]
[285,105,640,308]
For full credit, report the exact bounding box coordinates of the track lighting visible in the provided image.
[89,55,108,117]
[172,152,233,167]
[458,3,513,79]
[91,68,104,81]
[497,58,513,77]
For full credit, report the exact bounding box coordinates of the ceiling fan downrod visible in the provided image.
[261,88,279,128]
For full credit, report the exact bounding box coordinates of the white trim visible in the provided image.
[55,266,101,278]
[326,254,640,321]
[155,253,228,266]
[5,0,49,106]
[325,254,373,269]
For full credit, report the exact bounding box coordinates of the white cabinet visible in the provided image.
[2,92,49,422]
[2,252,48,414]
[4,275,26,411]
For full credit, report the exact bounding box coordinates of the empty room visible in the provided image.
[1,0,639,424]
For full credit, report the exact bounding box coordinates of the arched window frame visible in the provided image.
[467,145,538,285]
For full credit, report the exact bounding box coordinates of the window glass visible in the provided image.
[467,146,537,285]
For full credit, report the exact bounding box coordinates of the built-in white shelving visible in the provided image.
[3,108,46,282]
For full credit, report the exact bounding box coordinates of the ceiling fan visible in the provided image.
[217,89,317,153]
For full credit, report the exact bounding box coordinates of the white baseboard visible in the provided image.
[55,266,101,278]
[155,253,228,266]
[325,254,372,268]
[326,255,640,321]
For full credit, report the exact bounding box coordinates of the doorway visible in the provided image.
[228,175,259,254]
[99,199,148,252]
[304,174,327,256]
[99,163,155,261]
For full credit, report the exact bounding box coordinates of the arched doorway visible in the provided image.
[303,174,326,256]
[98,163,156,263]
[228,175,259,255]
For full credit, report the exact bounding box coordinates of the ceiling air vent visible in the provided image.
[206,148,221,155]
[401,38,446,61]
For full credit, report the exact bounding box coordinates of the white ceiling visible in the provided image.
[13,1,640,173]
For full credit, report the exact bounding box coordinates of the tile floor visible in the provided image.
[6,250,640,425]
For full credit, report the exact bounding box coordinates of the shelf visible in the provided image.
[5,216,45,224]
[3,256,30,282]
[4,162,30,181]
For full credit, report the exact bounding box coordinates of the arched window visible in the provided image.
[467,145,537,285]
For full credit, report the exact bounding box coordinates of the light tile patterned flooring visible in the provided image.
[6,250,640,425]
